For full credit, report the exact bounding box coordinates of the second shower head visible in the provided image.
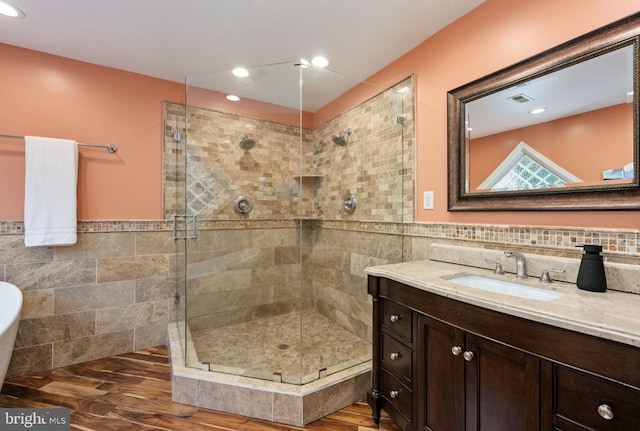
[239,134,256,150]
[332,128,352,146]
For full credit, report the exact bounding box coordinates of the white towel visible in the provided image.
[24,136,78,247]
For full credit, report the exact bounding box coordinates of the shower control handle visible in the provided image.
[342,194,357,214]
[234,196,253,215]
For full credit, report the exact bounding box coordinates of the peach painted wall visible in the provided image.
[318,0,640,228]
[0,43,184,220]
[0,43,312,221]
[469,104,633,189]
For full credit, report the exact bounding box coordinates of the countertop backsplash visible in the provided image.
[429,243,640,295]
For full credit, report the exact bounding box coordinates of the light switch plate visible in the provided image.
[423,191,434,210]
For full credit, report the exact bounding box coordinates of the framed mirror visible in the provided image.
[448,13,640,211]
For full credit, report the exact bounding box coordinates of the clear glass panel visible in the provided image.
[176,63,411,385]
[183,62,304,382]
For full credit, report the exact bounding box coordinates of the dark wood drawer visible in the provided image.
[382,299,412,342]
[382,333,412,383]
[553,365,640,431]
[381,368,412,423]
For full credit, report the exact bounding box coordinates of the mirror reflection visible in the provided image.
[466,44,635,193]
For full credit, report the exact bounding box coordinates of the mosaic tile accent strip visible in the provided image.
[186,155,227,215]
[403,223,640,255]
[2,220,639,255]
[0,220,173,235]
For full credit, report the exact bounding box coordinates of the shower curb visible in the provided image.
[167,322,371,426]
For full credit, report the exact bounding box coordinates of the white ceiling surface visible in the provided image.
[467,45,634,138]
[0,0,484,112]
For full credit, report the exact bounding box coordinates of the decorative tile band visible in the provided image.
[1,220,638,255]
[403,223,640,255]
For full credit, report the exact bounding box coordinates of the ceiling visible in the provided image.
[467,44,634,138]
[0,0,484,112]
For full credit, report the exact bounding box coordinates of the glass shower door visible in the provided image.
[176,61,413,385]
[182,62,306,383]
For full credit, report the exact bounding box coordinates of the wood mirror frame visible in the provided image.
[447,12,640,211]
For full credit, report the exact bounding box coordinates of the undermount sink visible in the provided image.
[447,274,565,301]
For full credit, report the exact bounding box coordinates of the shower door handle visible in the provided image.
[172,213,198,242]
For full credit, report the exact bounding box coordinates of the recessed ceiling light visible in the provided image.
[226,95,240,102]
[0,1,25,18]
[529,108,546,115]
[232,67,249,78]
[311,56,329,68]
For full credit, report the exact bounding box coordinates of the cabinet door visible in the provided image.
[465,334,540,431]
[547,363,640,431]
[420,315,465,431]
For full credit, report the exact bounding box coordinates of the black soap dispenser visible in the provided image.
[576,244,607,292]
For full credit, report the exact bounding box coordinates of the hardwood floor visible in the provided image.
[0,346,401,431]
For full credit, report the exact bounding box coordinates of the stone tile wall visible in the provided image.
[313,78,413,223]
[2,218,640,378]
[2,229,183,377]
[163,103,314,220]
[305,223,403,341]
[160,77,414,340]
[184,226,306,332]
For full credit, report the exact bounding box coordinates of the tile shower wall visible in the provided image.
[163,103,314,221]
[3,220,639,378]
[162,77,413,341]
[313,80,413,222]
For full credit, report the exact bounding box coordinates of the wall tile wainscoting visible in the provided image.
[2,220,639,380]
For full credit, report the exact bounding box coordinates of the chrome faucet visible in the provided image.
[504,252,528,279]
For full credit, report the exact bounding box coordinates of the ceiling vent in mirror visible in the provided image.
[508,93,534,104]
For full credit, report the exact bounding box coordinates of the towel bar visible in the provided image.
[0,133,117,153]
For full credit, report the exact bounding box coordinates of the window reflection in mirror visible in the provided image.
[465,44,634,194]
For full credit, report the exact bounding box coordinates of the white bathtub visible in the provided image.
[0,281,22,390]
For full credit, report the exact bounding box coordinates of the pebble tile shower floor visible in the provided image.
[190,310,372,384]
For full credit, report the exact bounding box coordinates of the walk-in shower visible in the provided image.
[166,62,413,426]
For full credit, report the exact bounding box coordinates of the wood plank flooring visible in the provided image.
[0,346,401,431]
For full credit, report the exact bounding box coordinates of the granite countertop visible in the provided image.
[365,260,640,348]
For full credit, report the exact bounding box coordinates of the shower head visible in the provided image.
[332,128,352,146]
[239,134,256,150]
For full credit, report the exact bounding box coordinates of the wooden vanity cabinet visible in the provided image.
[420,315,541,431]
[368,275,640,431]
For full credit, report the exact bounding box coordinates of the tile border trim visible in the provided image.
[1,220,638,255]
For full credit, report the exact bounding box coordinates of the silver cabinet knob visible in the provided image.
[389,352,400,361]
[389,390,399,399]
[597,404,614,420]
[463,351,475,361]
[451,346,463,356]
[389,314,400,323]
